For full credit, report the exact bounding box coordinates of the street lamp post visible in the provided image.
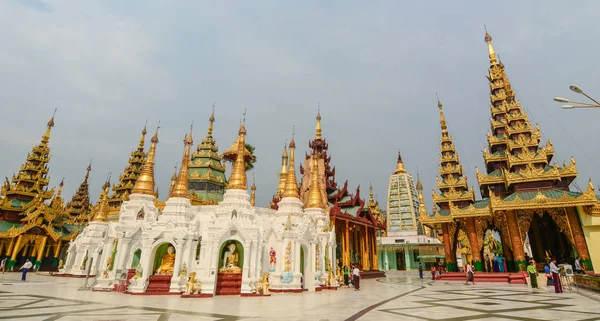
[554,85,600,109]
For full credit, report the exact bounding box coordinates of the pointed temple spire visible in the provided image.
[107,123,150,214]
[315,107,322,140]
[131,123,159,196]
[65,163,93,224]
[277,140,289,197]
[170,125,193,198]
[283,134,299,198]
[85,160,92,182]
[41,109,57,144]
[416,172,423,192]
[434,97,474,210]
[0,112,58,222]
[477,29,571,198]
[189,108,227,205]
[305,153,324,209]
[169,164,177,196]
[91,180,110,222]
[227,119,248,191]
[394,152,406,174]
[251,174,256,206]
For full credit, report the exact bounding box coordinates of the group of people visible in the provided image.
[483,253,507,272]
[0,257,34,281]
[342,264,361,290]
[417,263,445,280]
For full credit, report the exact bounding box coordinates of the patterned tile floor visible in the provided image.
[0,271,598,320]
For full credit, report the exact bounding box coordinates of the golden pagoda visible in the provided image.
[270,141,288,209]
[107,125,148,219]
[189,108,227,205]
[131,124,159,196]
[0,112,84,271]
[420,30,596,273]
[227,120,249,191]
[64,162,93,225]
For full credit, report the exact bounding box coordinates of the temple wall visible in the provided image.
[580,211,600,271]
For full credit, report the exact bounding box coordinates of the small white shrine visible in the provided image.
[62,122,337,296]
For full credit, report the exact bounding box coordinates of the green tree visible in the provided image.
[244,143,257,171]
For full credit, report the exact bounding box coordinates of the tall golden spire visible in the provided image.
[394,152,406,174]
[131,123,159,195]
[227,119,248,190]
[169,165,177,195]
[41,109,57,144]
[170,125,193,198]
[315,108,322,140]
[276,140,288,196]
[91,180,110,222]
[416,172,423,192]
[484,26,497,65]
[305,153,323,209]
[251,174,256,206]
[283,134,299,198]
[369,183,375,203]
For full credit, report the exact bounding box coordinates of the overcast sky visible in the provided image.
[1,1,599,212]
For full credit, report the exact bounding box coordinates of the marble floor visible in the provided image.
[0,271,599,321]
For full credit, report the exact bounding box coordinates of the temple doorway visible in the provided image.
[215,240,243,295]
[527,213,574,265]
[131,249,141,269]
[482,229,503,272]
[300,245,307,289]
[395,250,406,270]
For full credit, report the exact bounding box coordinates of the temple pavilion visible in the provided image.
[0,113,86,271]
[420,30,600,273]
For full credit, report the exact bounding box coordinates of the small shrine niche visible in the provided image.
[136,208,145,220]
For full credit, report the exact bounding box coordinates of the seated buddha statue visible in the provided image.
[156,246,176,275]
[219,243,242,273]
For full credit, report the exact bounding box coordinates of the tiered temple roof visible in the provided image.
[432,99,475,214]
[298,112,385,229]
[64,163,93,224]
[0,113,57,223]
[476,30,576,197]
[189,109,227,205]
[107,125,148,217]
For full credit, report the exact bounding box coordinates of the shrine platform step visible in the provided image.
[52,274,93,278]
[360,270,386,279]
[438,272,527,284]
[144,274,173,294]
[270,288,303,293]
[181,293,214,298]
[215,273,242,295]
[241,293,271,297]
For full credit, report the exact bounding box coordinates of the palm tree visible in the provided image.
[245,143,257,171]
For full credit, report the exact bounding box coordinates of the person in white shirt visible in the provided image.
[0,257,7,274]
[574,257,584,274]
[20,259,33,281]
[465,262,475,285]
[549,258,563,293]
[352,265,361,290]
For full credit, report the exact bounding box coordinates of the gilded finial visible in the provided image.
[131,122,160,196]
[170,125,194,198]
[588,178,595,192]
[283,134,299,198]
[251,174,256,206]
[42,109,57,144]
[139,121,148,150]
[85,159,92,182]
[484,26,497,65]
[369,183,374,203]
[437,94,448,134]
[394,151,406,174]
[208,105,216,137]
[315,104,322,140]
[227,117,248,191]
[305,153,323,209]
[416,169,423,191]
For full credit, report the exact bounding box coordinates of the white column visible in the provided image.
[405,248,412,270]
[294,241,301,273]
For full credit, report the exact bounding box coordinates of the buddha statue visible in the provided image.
[156,245,176,275]
[219,243,242,273]
[184,272,201,295]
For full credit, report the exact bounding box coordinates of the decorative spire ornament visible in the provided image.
[170,124,193,198]
[132,122,160,195]
[227,118,248,190]
[283,132,299,198]
[305,153,323,209]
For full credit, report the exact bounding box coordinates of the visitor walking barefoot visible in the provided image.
[20,259,33,281]
[465,262,475,285]
[352,265,361,290]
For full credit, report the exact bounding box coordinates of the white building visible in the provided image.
[62,120,336,296]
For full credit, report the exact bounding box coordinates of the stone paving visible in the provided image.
[0,271,598,320]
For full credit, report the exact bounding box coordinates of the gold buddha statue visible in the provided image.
[156,245,176,275]
[219,243,242,273]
